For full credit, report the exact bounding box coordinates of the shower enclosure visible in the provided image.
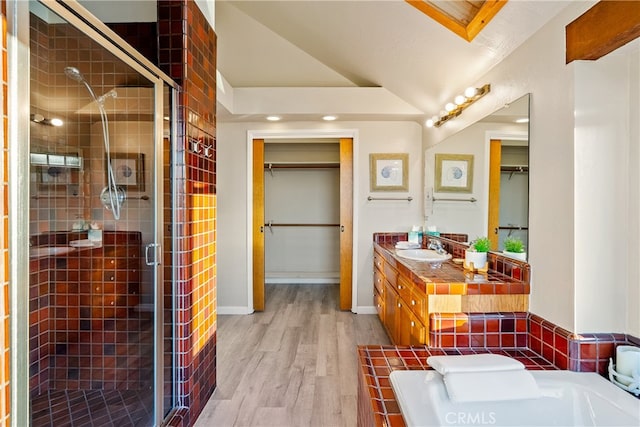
[25,1,176,425]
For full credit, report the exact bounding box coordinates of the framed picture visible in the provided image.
[370,153,409,192]
[434,153,474,193]
[107,153,145,191]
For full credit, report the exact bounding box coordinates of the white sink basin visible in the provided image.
[395,249,452,263]
[29,246,76,258]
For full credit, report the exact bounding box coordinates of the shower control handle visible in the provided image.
[145,243,161,266]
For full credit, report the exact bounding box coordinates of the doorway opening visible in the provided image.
[250,134,355,312]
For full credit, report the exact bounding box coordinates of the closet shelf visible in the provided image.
[264,222,340,227]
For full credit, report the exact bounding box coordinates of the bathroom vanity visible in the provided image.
[373,233,530,346]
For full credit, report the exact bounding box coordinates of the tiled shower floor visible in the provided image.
[30,389,154,427]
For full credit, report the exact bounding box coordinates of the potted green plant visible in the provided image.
[503,236,526,261]
[465,236,491,268]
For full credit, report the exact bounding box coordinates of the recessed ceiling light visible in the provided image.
[515,118,529,123]
[322,115,337,121]
[266,115,281,121]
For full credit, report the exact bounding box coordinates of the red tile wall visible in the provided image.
[1,0,11,423]
[429,312,528,349]
[528,313,640,375]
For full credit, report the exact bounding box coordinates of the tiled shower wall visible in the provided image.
[1,0,11,424]
[28,231,150,394]
[156,2,217,425]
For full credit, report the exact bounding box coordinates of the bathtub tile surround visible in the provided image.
[429,312,528,349]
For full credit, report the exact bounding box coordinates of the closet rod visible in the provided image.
[367,196,413,202]
[265,162,340,169]
[432,197,477,203]
[500,166,529,173]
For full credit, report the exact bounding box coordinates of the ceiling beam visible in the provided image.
[566,1,640,63]
[405,0,508,42]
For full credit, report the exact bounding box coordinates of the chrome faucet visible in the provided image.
[428,238,446,255]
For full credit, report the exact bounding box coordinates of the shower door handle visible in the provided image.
[145,243,161,266]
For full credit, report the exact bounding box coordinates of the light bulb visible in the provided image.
[445,102,456,112]
[464,87,478,98]
[426,119,434,128]
[454,95,466,105]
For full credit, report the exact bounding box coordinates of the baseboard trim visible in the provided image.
[354,306,377,315]
[217,306,254,315]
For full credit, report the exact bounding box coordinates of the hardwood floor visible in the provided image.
[194,284,390,427]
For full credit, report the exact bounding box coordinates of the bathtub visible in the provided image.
[389,370,640,426]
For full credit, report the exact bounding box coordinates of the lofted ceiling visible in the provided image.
[215,0,569,124]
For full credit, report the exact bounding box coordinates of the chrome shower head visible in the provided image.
[64,66,85,82]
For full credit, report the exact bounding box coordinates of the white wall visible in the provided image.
[217,121,423,313]
[574,45,639,335]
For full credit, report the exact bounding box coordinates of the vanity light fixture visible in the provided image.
[266,115,281,121]
[31,113,64,127]
[322,115,337,121]
[425,84,491,128]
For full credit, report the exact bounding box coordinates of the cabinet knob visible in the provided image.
[397,303,401,308]
[411,321,415,327]
[377,304,381,308]
[398,285,402,290]
[411,300,416,305]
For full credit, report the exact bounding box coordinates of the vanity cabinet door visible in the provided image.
[408,309,426,345]
[373,269,385,296]
[408,288,427,325]
[383,280,399,342]
[396,300,426,346]
[374,287,384,323]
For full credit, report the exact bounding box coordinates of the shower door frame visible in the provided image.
[9,1,180,425]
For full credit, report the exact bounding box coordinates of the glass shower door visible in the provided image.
[27,1,168,425]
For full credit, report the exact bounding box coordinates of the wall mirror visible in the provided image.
[424,94,530,259]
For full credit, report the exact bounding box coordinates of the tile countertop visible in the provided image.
[357,345,558,427]
[374,242,530,295]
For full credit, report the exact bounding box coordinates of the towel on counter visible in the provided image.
[427,353,524,375]
[443,369,542,402]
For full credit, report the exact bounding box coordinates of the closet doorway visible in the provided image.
[252,138,353,311]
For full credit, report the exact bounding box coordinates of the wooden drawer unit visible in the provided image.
[374,247,428,346]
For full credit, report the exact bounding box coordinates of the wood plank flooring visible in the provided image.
[194,284,390,427]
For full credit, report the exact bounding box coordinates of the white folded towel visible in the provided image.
[443,369,542,402]
[427,353,524,375]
